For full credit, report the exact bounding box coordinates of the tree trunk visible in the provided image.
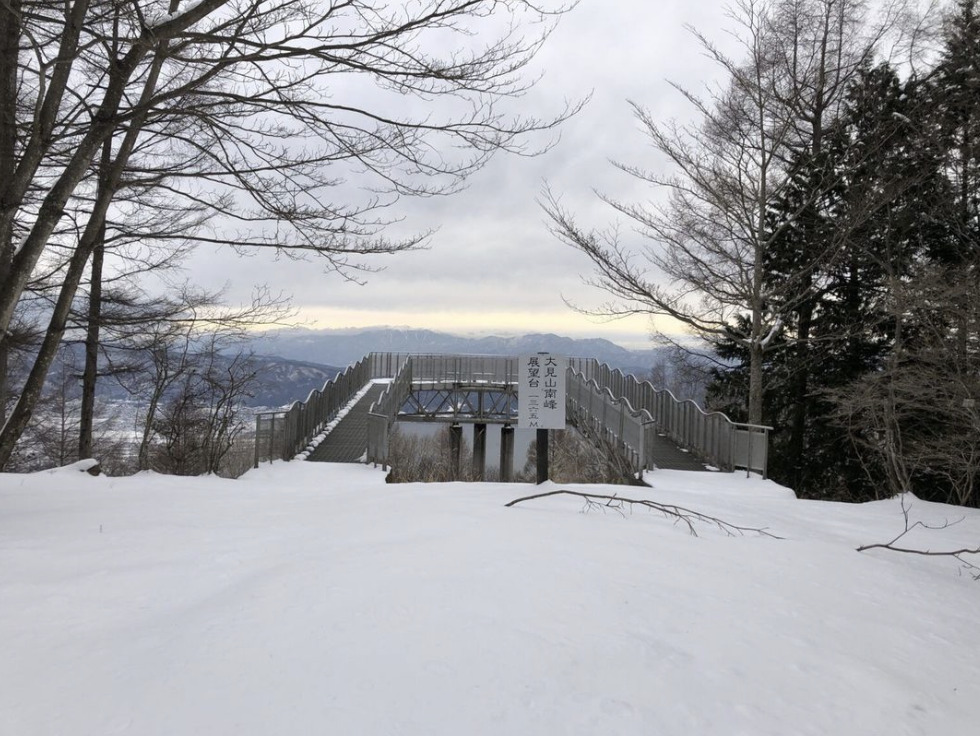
[749,147,767,426]
[748,341,764,426]
[0,241,93,467]
[788,295,814,487]
[137,362,168,472]
[0,0,20,427]
[78,136,114,459]
[78,238,104,459]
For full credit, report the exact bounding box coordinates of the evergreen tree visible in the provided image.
[819,64,953,500]
[934,0,980,268]
[707,62,954,501]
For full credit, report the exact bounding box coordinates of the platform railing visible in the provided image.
[579,361,770,476]
[366,358,414,468]
[410,354,518,384]
[254,351,769,477]
[566,368,654,476]
[367,352,410,380]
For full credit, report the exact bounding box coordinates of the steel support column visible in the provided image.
[500,424,514,482]
[449,423,463,480]
[473,423,487,481]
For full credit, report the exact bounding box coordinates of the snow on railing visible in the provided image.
[253,355,372,465]
[366,359,413,468]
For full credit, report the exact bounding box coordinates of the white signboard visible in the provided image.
[518,354,567,429]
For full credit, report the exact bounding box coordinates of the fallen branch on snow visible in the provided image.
[856,494,980,579]
[505,489,782,539]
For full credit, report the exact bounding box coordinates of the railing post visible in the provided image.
[269,413,277,463]
[729,426,736,473]
[378,416,385,468]
[253,415,261,469]
[761,428,769,479]
[746,428,753,478]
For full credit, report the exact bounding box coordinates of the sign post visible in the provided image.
[518,354,567,483]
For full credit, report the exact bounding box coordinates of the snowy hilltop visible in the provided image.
[2,461,979,735]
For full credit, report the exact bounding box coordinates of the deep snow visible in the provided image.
[2,460,979,735]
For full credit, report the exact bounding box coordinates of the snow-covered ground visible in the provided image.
[2,461,979,735]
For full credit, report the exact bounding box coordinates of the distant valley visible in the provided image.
[26,328,666,411]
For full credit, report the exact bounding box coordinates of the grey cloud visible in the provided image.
[184,0,730,345]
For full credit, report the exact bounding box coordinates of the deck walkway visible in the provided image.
[305,384,386,463]
[305,383,706,472]
[646,431,707,472]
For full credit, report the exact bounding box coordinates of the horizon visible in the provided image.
[184,0,731,349]
[259,322,686,353]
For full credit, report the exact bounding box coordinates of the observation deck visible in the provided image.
[254,353,770,481]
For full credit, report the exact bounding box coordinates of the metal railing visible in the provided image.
[365,354,520,467]
[367,352,410,380]
[579,361,771,476]
[567,369,654,476]
[363,354,658,476]
[366,358,414,468]
[252,351,770,477]
[253,356,372,465]
[405,354,519,383]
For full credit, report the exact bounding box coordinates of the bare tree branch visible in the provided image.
[505,488,783,538]
[856,494,980,578]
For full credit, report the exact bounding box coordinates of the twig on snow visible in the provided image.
[505,489,782,539]
[856,494,980,579]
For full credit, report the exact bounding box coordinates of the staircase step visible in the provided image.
[305,384,387,463]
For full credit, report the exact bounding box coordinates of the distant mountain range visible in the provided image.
[18,328,665,412]
[247,355,345,408]
[248,327,665,376]
[19,347,346,410]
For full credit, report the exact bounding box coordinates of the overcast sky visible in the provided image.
[186,0,737,350]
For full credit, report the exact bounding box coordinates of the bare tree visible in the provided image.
[519,427,631,484]
[0,0,578,468]
[75,173,214,460]
[545,0,913,425]
[835,270,980,505]
[0,0,20,428]
[386,424,473,483]
[4,342,130,472]
[119,285,287,472]
[21,347,82,470]
[649,345,713,403]
[148,343,258,476]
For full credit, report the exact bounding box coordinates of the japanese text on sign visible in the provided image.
[518,354,566,429]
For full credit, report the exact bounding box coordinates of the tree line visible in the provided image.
[549,0,980,505]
